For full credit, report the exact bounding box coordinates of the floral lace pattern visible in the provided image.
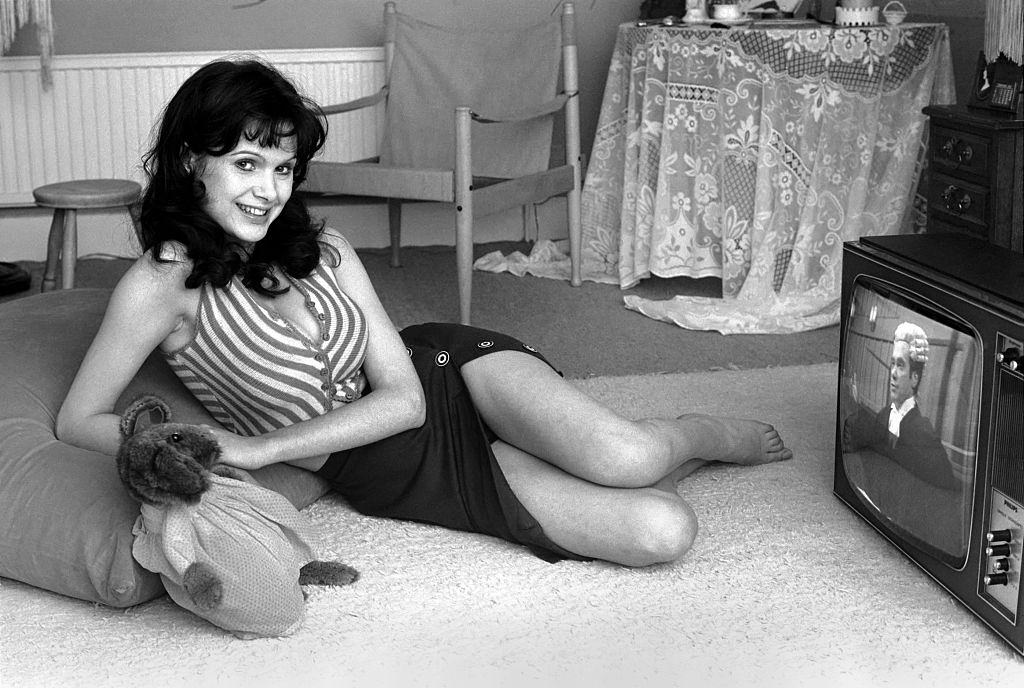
[578,22,955,334]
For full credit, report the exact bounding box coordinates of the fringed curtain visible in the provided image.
[0,0,54,87]
[985,0,1024,65]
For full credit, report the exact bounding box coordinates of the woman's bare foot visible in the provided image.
[674,414,793,465]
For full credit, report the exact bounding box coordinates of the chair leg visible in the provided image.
[455,201,474,327]
[127,199,143,241]
[387,199,402,268]
[522,203,538,242]
[566,178,583,288]
[455,107,474,326]
[41,209,65,292]
[562,1,583,287]
[60,208,78,289]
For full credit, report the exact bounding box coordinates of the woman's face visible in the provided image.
[192,132,297,247]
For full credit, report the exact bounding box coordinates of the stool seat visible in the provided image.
[32,178,142,292]
[33,179,142,209]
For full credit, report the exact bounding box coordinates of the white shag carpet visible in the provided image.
[3,364,1023,688]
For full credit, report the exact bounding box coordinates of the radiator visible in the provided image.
[0,48,385,206]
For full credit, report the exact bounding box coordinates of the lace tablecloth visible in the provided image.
[577,21,954,333]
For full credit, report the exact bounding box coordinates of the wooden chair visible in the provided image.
[303,2,583,325]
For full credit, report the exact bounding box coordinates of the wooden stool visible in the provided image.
[32,179,142,291]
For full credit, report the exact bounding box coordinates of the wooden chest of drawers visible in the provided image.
[923,105,1023,253]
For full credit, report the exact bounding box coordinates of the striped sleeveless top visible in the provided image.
[164,260,367,437]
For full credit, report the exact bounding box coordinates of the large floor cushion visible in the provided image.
[0,289,330,607]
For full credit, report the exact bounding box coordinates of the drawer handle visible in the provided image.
[941,184,973,214]
[939,137,974,165]
[956,142,973,164]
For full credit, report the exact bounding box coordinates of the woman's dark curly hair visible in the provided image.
[139,57,328,295]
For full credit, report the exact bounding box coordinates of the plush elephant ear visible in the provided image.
[119,395,173,437]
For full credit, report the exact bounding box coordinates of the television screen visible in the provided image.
[838,277,982,568]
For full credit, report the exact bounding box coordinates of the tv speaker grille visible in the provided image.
[990,369,1024,501]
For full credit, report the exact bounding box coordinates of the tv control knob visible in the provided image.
[987,529,1013,544]
[986,543,1012,557]
[993,558,1011,573]
[996,348,1022,369]
[985,572,1009,586]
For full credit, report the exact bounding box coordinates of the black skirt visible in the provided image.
[315,322,587,563]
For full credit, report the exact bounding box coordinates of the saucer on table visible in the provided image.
[711,15,753,25]
[685,15,753,26]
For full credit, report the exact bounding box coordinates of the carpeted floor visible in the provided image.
[1,242,841,378]
[3,364,1022,688]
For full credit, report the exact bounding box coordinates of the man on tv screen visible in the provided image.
[842,322,957,490]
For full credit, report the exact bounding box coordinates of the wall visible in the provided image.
[2,0,639,259]
[1,0,987,260]
[6,0,637,155]
[903,0,986,101]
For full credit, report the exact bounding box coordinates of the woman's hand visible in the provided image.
[201,425,269,471]
[202,425,330,472]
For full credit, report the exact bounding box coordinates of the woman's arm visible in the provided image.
[56,253,195,455]
[212,231,426,470]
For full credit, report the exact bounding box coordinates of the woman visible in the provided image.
[57,59,791,567]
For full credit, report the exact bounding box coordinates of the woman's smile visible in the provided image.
[237,203,270,218]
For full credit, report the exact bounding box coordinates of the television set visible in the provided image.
[834,233,1024,654]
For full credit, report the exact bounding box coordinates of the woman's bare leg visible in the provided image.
[462,352,791,489]
[491,439,698,566]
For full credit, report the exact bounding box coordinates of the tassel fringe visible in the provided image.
[1,0,54,87]
[985,0,1024,65]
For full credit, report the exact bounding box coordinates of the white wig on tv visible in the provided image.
[893,322,929,364]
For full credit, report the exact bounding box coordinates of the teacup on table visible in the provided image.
[712,3,743,20]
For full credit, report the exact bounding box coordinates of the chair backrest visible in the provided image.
[378,6,564,179]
